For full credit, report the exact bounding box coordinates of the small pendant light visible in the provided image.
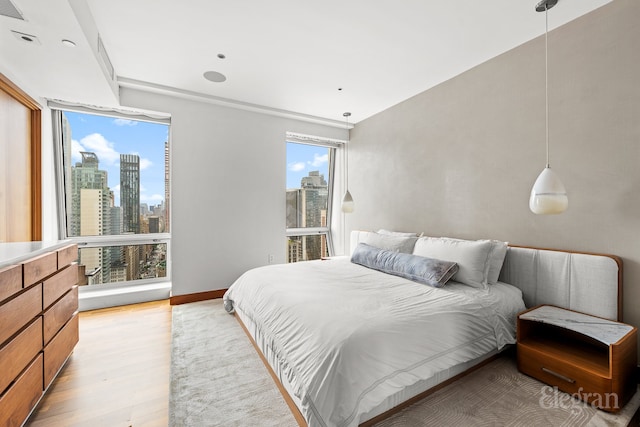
[529,0,568,215]
[341,112,354,213]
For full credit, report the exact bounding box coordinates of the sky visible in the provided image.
[64,111,169,207]
[286,143,330,189]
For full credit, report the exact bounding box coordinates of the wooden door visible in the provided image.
[0,74,41,242]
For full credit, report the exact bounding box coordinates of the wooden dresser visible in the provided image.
[0,241,79,427]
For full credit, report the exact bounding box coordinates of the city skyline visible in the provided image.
[286,143,329,189]
[64,111,169,207]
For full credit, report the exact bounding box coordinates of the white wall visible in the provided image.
[120,88,347,296]
[347,0,640,351]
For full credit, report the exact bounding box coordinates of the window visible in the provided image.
[285,133,339,262]
[52,104,170,290]
[77,243,167,284]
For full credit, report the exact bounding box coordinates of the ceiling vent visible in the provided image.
[97,34,115,82]
[11,30,40,44]
[0,0,23,20]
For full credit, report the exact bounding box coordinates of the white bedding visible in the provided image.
[223,256,525,427]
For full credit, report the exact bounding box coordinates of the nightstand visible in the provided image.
[517,305,637,412]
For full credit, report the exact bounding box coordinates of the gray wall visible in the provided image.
[348,0,640,344]
[121,89,346,297]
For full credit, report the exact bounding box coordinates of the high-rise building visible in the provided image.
[148,216,160,233]
[124,244,140,281]
[301,171,328,230]
[286,170,328,262]
[286,189,301,229]
[108,205,125,282]
[71,151,112,283]
[120,153,140,234]
[288,238,303,263]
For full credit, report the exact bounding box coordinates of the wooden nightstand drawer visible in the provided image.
[0,264,21,303]
[0,353,43,427]
[0,283,42,346]
[44,313,79,388]
[0,317,43,395]
[43,263,78,309]
[518,344,612,402]
[43,286,78,345]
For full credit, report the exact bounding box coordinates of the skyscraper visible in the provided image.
[120,153,140,234]
[300,171,327,229]
[286,170,328,262]
[70,151,112,283]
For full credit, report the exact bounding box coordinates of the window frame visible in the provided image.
[285,133,341,261]
[51,103,172,297]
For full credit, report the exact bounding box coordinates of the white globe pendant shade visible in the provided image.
[529,167,568,214]
[341,190,354,213]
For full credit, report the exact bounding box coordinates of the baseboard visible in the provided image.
[170,289,227,305]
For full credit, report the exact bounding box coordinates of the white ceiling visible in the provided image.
[0,0,612,125]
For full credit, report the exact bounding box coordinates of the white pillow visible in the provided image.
[360,232,418,254]
[481,240,509,285]
[424,237,508,285]
[412,237,493,288]
[377,229,420,237]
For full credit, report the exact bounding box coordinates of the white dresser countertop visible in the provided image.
[0,240,73,269]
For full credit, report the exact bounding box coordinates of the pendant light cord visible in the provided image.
[344,113,350,191]
[545,4,550,168]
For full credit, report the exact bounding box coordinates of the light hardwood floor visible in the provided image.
[25,299,171,427]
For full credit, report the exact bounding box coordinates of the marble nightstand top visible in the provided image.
[519,305,634,345]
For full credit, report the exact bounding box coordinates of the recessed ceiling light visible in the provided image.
[11,30,40,45]
[61,39,76,47]
[203,71,226,83]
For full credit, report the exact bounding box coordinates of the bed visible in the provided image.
[222,231,623,427]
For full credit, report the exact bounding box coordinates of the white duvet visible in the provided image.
[223,257,525,427]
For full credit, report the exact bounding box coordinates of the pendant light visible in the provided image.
[341,112,354,213]
[529,0,568,215]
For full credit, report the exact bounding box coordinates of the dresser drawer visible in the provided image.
[0,317,42,395]
[0,264,21,303]
[0,353,43,427]
[44,313,79,388]
[0,283,42,346]
[518,345,614,408]
[43,286,78,345]
[23,251,58,288]
[57,244,78,269]
[43,263,78,309]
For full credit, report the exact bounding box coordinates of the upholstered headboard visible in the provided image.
[349,231,623,322]
[499,246,622,322]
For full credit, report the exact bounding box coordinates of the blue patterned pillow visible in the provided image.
[351,243,459,288]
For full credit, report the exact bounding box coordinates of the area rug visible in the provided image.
[170,299,639,426]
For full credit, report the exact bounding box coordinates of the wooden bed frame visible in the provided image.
[234,244,624,426]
